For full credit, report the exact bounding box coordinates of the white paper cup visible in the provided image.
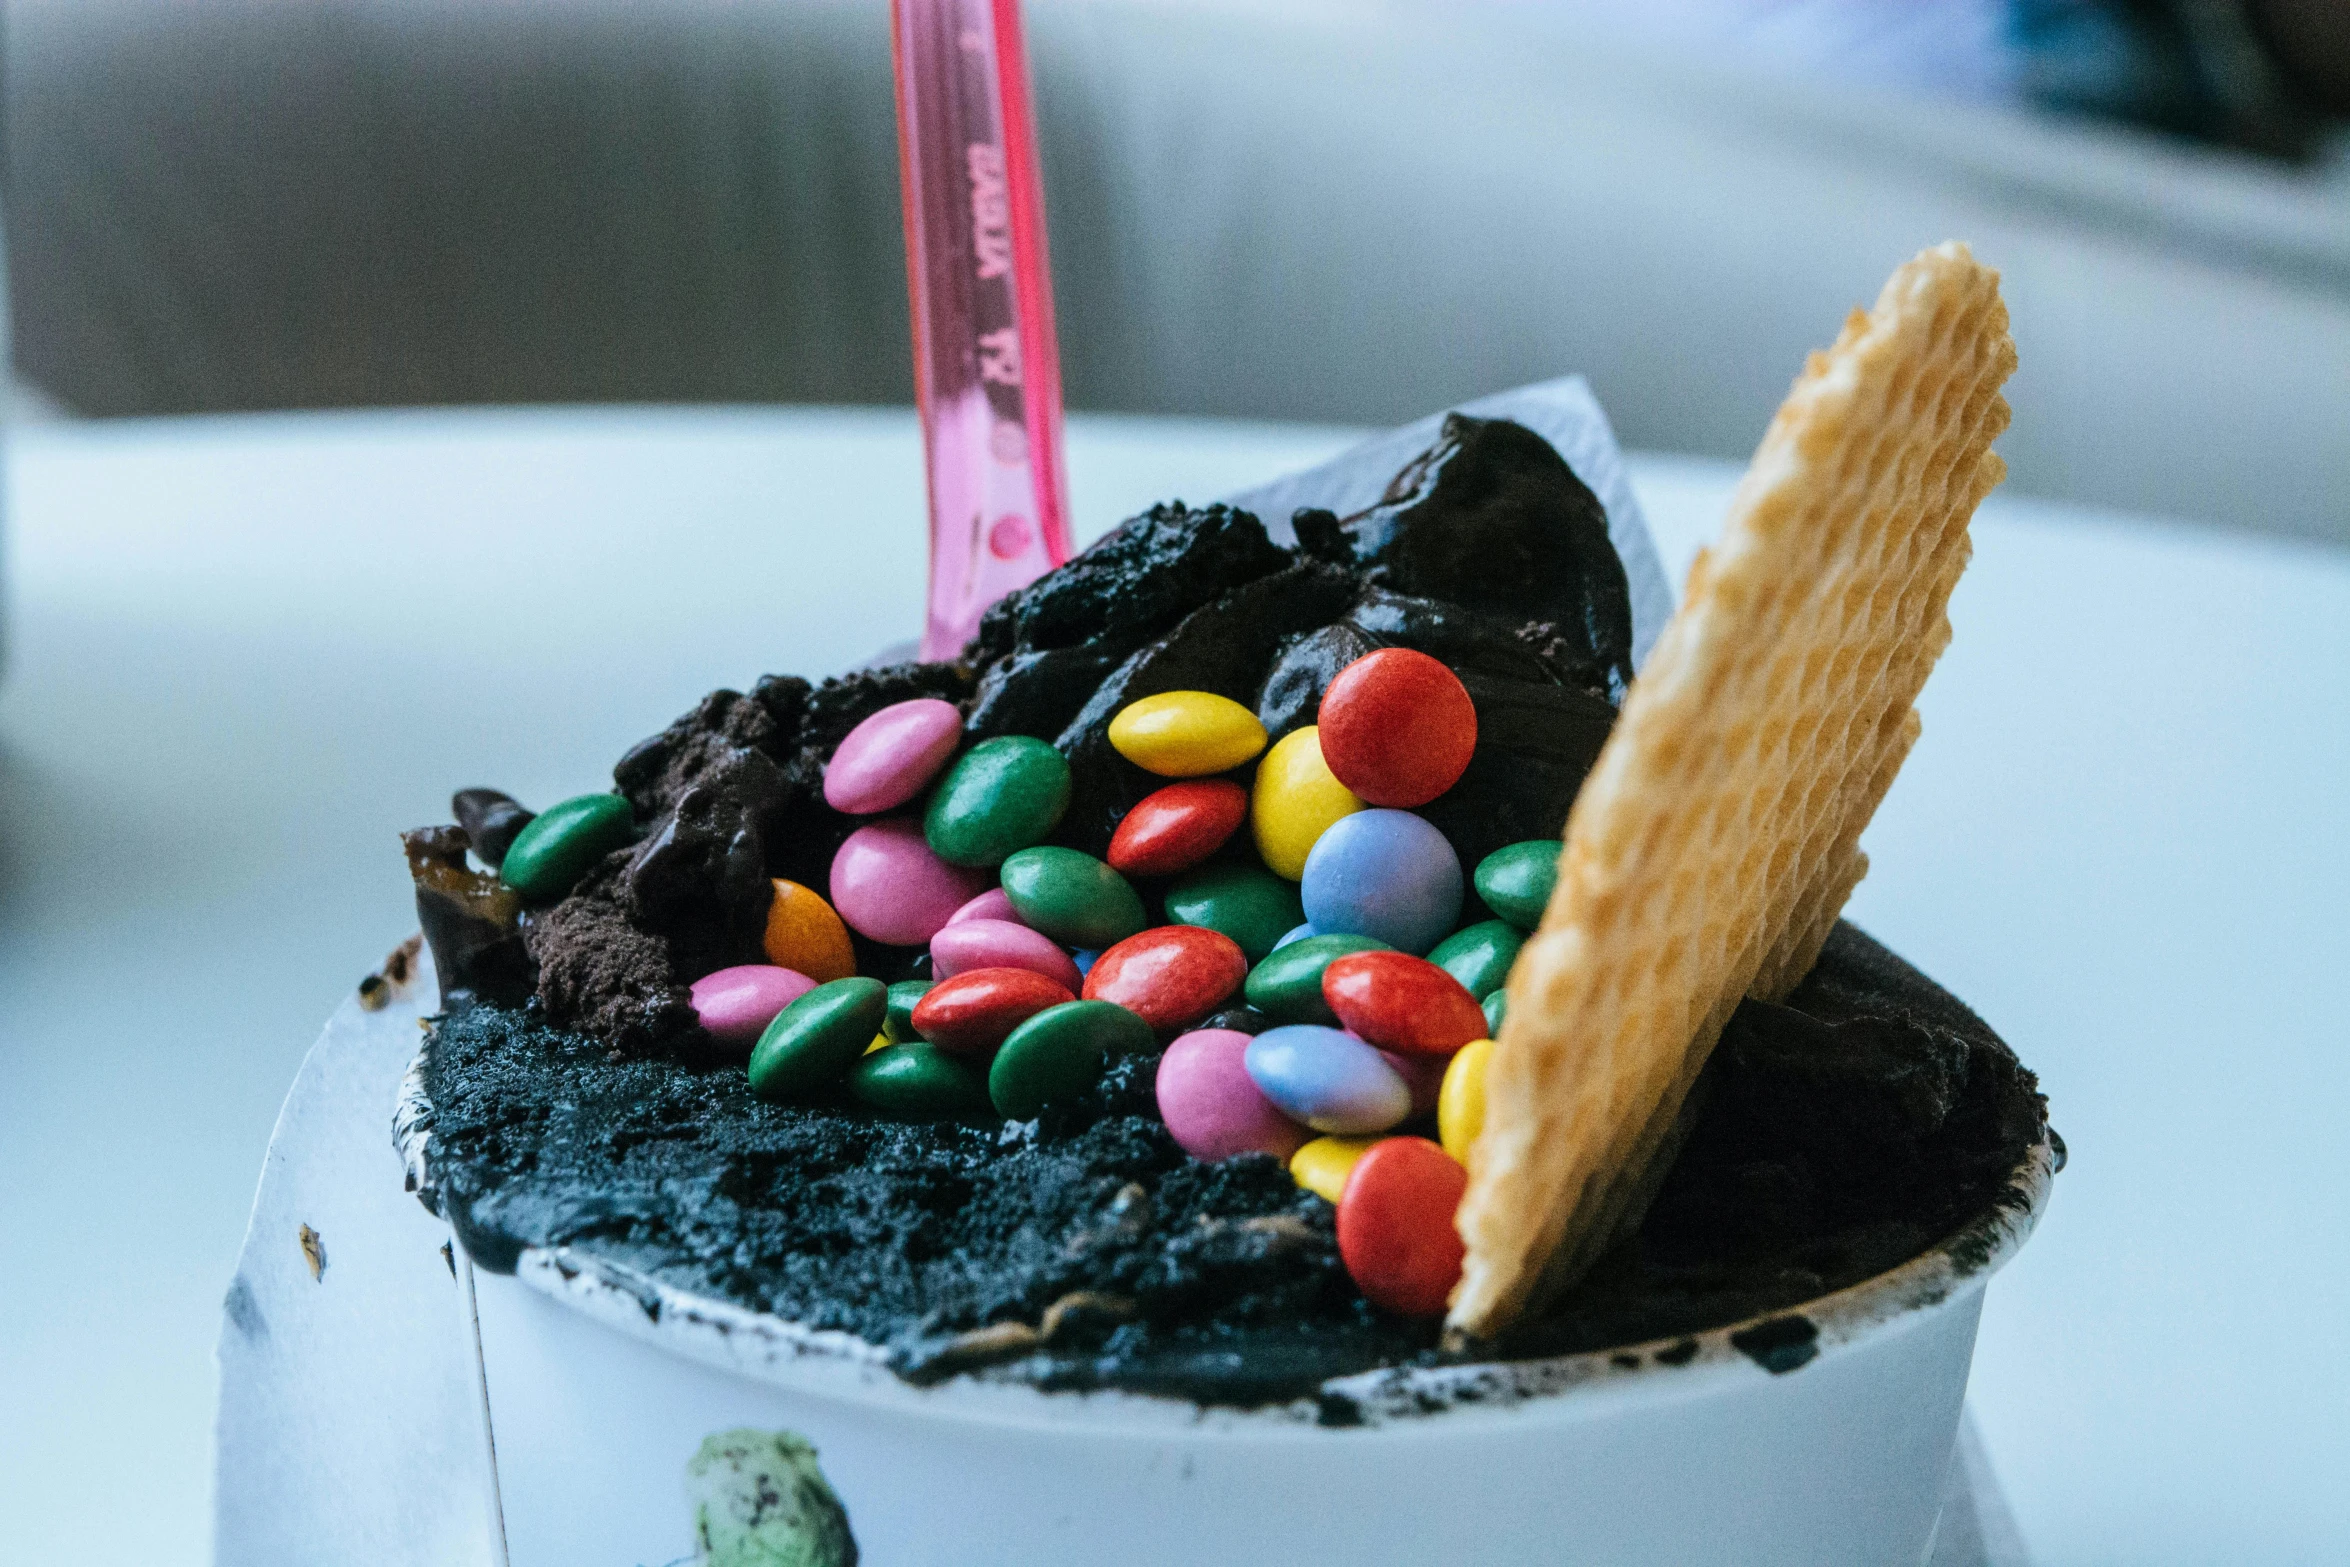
[445,1130,2052,1567]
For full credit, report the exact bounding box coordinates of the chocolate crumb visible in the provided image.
[297,1224,326,1283]
[452,790,534,869]
[1729,1315,1820,1374]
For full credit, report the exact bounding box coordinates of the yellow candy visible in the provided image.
[864,1030,891,1056]
[1250,726,1365,879]
[1107,691,1267,777]
[1439,1037,1494,1164]
[1289,1134,1384,1204]
[763,879,857,982]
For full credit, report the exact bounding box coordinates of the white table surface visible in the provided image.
[3,407,2345,1566]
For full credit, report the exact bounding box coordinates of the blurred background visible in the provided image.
[10,0,2349,537]
[4,2,2347,1564]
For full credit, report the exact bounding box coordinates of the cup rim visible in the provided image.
[408,1040,2057,1433]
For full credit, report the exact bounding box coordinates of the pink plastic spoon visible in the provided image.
[893,0,1073,660]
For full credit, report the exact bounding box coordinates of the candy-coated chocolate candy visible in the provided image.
[1317,649,1478,808]
[923,735,1072,867]
[931,918,1084,992]
[911,967,1076,1056]
[1323,950,1486,1057]
[747,977,888,1101]
[1107,690,1267,777]
[865,1030,891,1055]
[999,847,1148,949]
[1242,933,1392,1025]
[1250,726,1364,880]
[1290,1135,1383,1204]
[884,979,934,1043]
[1082,925,1247,1036]
[1481,988,1508,1033]
[1438,1037,1493,1162]
[1273,923,1314,951]
[1475,839,1561,931]
[1300,808,1463,955]
[851,1043,990,1117]
[823,698,964,814]
[1427,919,1524,1000]
[946,887,1020,927]
[1243,1025,1413,1135]
[1198,1005,1272,1036]
[829,819,992,947]
[990,1000,1154,1119]
[1106,778,1249,878]
[690,964,816,1050]
[1072,949,1099,977]
[763,878,857,982]
[1163,862,1306,963]
[1380,1047,1447,1117]
[1158,1029,1310,1162]
[1336,1136,1467,1317]
[499,792,634,902]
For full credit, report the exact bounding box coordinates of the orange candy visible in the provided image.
[763,879,857,983]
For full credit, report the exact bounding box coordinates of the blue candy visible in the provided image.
[1243,1024,1413,1135]
[1271,922,1315,952]
[1299,809,1463,955]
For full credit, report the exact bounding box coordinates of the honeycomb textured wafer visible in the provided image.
[1448,242,2016,1342]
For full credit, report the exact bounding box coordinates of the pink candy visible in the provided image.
[823,698,964,815]
[1156,1029,1309,1162]
[690,964,816,1048]
[1379,1048,1447,1117]
[931,918,1082,992]
[829,819,992,946]
[945,886,1022,927]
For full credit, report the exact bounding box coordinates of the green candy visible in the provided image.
[1428,919,1526,1000]
[1482,988,1508,1034]
[1164,863,1305,964]
[747,978,887,1102]
[498,792,635,903]
[1000,847,1147,950]
[923,736,1072,868]
[1243,932,1391,1025]
[1475,839,1563,931]
[852,1043,990,1118]
[884,979,934,1044]
[989,1000,1154,1120]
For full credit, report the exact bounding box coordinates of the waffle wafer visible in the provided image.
[1448,242,2017,1342]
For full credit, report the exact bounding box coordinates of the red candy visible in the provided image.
[1082,925,1246,1036]
[911,967,1076,1056]
[1106,779,1248,878]
[1336,1136,1467,1317]
[1322,951,1486,1056]
[1316,649,1477,808]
